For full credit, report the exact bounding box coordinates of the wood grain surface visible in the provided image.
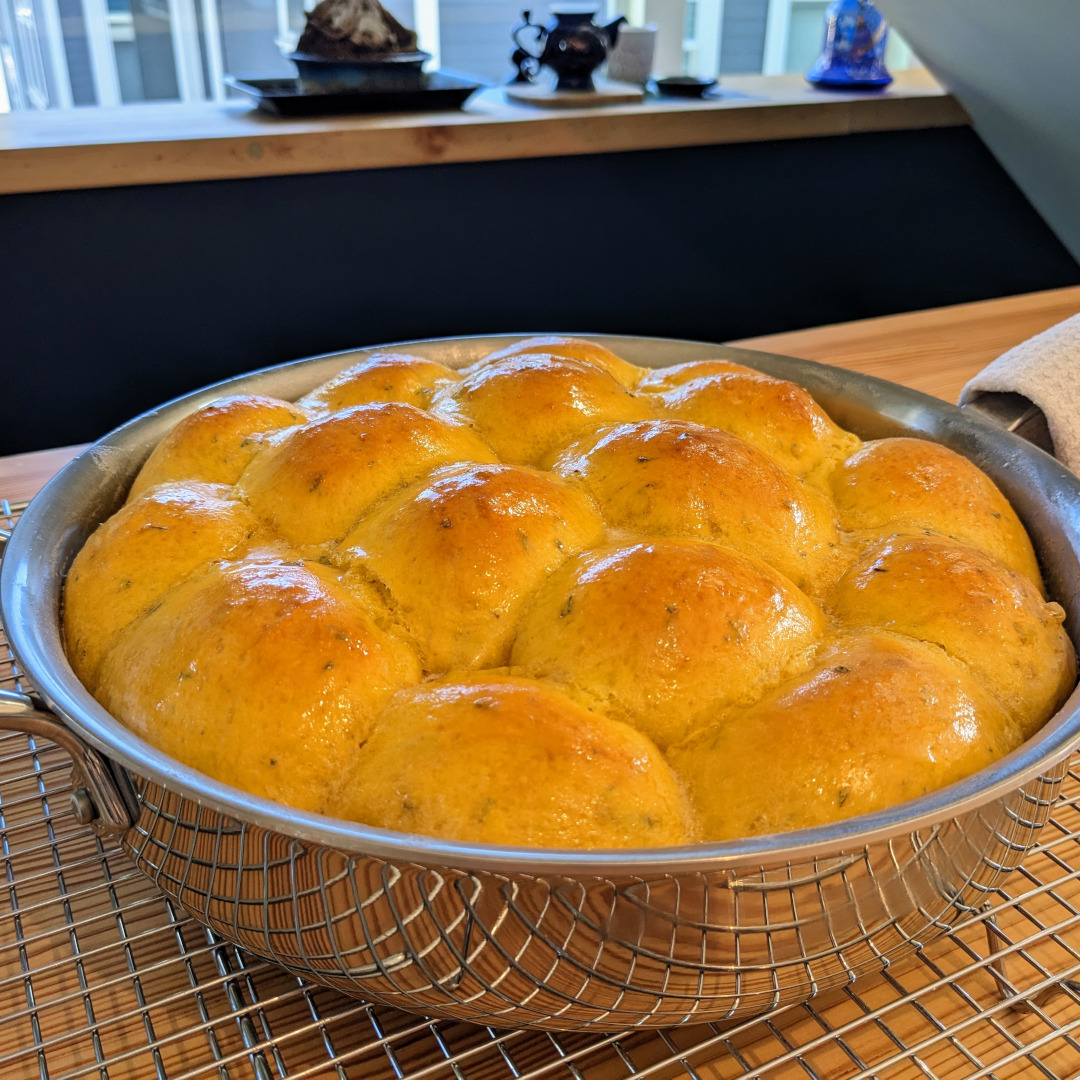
[0,70,966,195]
[732,284,1080,403]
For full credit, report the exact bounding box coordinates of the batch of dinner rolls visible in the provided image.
[63,337,1077,849]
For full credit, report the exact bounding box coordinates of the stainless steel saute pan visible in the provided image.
[2,335,1078,1032]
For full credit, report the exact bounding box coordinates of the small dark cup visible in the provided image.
[654,76,718,98]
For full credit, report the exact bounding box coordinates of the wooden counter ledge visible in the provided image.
[0,69,966,195]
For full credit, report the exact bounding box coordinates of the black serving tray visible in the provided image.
[223,71,483,117]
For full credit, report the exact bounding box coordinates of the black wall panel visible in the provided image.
[1,125,1077,454]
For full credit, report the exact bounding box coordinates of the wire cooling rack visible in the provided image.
[3,495,1080,1080]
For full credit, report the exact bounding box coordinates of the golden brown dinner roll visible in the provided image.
[96,559,421,816]
[336,674,694,847]
[128,394,307,500]
[636,358,757,392]
[340,462,605,672]
[671,632,1024,841]
[511,539,824,749]
[552,419,841,593]
[64,482,265,689]
[475,335,645,388]
[433,354,652,466]
[297,352,460,415]
[66,335,1072,850]
[828,533,1075,737]
[655,371,861,484]
[236,403,497,546]
[829,437,1042,585]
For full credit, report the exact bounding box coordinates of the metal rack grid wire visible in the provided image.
[3,495,1080,1080]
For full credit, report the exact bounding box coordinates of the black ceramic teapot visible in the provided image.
[512,4,627,91]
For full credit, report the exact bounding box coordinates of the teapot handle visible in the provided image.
[511,9,545,59]
[960,393,1055,458]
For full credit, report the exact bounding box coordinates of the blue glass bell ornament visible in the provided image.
[807,0,892,89]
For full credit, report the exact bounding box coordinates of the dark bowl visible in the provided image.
[654,75,718,98]
[288,50,431,93]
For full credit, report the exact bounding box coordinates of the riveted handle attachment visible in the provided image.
[0,688,137,834]
[961,391,1055,457]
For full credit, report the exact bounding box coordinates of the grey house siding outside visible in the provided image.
[719,0,766,73]
[438,0,522,83]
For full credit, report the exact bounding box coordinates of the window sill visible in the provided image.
[0,69,966,195]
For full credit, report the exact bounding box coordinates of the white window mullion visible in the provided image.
[168,0,206,100]
[199,0,224,100]
[80,0,121,105]
[690,0,721,77]
[412,0,438,68]
[761,0,790,75]
[34,0,73,106]
[4,3,29,106]
[275,0,291,51]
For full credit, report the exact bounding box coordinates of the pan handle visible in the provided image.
[961,392,1055,457]
[0,688,137,834]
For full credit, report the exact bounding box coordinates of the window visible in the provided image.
[0,0,918,110]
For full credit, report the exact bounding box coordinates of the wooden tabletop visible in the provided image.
[732,283,1080,402]
[4,283,1078,505]
[0,69,965,195]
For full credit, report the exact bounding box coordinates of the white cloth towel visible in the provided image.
[959,312,1080,474]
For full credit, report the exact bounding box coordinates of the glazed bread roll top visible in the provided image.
[829,533,1075,737]
[671,632,1023,841]
[128,394,307,500]
[297,352,461,415]
[636,358,757,391]
[336,674,694,848]
[474,335,646,388]
[511,539,824,749]
[340,462,605,672]
[433,354,653,466]
[95,558,421,816]
[236,402,497,546]
[552,419,841,594]
[64,482,265,689]
[654,371,861,485]
[830,437,1042,586]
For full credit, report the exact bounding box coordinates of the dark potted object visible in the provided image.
[288,0,430,92]
[512,4,626,91]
